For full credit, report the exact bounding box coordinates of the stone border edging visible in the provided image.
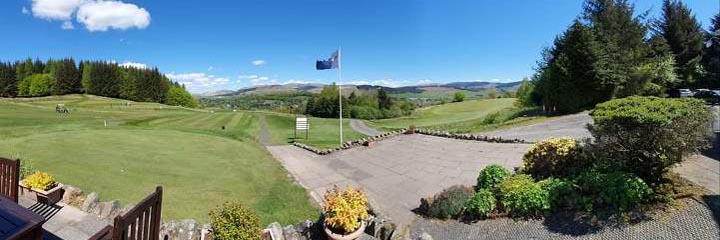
[292,127,526,155]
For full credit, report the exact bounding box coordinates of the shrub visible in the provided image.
[589,96,713,184]
[522,137,583,179]
[476,164,511,192]
[26,74,54,97]
[498,174,550,217]
[539,178,578,211]
[575,171,652,212]
[209,201,261,240]
[21,171,57,191]
[464,189,496,219]
[426,185,475,219]
[453,91,466,102]
[323,186,369,234]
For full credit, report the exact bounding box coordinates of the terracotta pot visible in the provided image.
[324,221,366,240]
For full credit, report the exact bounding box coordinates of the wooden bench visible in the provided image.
[89,186,164,240]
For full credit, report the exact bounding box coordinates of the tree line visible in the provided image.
[305,84,416,119]
[0,58,197,108]
[518,0,720,113]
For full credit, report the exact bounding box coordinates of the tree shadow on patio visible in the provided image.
[702,195,720,225]
[542,210,651,236]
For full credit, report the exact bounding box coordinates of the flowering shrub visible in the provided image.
[498,174,550,217]
[22,171,57,191]
[476,164,511,192]
[324,186,369,233]
[209,201,260,240]
[522,137,583,179]
[464,189,496,219]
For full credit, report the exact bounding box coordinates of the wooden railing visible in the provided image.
[89,186,163,240]
[0,158,20,203]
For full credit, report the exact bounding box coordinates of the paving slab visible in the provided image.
[19,192,109,240]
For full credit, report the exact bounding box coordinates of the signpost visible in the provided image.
[295,116,309,139]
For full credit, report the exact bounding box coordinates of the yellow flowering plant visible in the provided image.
[522,137,583,179]
[22,171,57,191]
[323,185,369,234]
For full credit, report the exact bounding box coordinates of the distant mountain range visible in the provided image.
[199,81,523,97]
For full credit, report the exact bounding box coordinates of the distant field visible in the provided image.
[0,95,318,225]
[369,98,516,129]
[262,113,367,149]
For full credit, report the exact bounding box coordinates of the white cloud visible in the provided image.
[166,72,232,92]
[26,0,151,31]
[237,74,277,86]
[207,66,214,71]
[76,1,151,32]
[251,60,266,66]
[61,21,74,29]
[30,0,86,21]
[119,61,148,69]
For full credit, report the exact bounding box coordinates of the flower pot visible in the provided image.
[324,221,366,240]
[33,184,64,205]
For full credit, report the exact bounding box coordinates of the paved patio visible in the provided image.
[18,191,108,240]
[269,134,531,226]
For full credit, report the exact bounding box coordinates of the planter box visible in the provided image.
[22,184,65,205]
[324,221,366,240]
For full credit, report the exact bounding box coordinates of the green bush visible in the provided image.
[209,201,261,240]
[464,189,496,219]
[26,74,54,97]
[476,164,511,192]
[575,171,652,212]
[166,85,198,108]
[539,178,578,211]
[453,91,466,102]
[426,185,474,219]
[498,174,550,217]
[522,137,584,179]
[589,96,714,184]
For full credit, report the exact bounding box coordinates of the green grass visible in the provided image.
[262,113,368,149]
[367,98,551,134]
[369,98,516,129]
[0,95,318,225]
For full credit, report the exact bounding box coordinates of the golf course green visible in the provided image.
[0,95,320,225]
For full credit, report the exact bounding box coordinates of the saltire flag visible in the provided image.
[316,50,339,70]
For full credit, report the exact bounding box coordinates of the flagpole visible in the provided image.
[338,47,343,145]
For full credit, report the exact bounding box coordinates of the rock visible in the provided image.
[62,185,84,206]
[389,225,409,240]
[201,224,213,240]
[267,222,285,240]
[81,192,99,212]
[178,219,200,240]
[160,221,179,240]
[98,200,121,220]
[283,225,301,240]
[418,232,433,240]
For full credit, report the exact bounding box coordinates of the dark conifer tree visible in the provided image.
[701,14,720,88]
[0,62,18,97]
[655,0,705,86]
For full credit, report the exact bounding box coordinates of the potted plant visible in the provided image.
[21,171,64,204]
[323,185,369,240]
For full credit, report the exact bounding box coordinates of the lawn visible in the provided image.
[0,95,318,225]
[368,98,516,129]
[262,112,368,149]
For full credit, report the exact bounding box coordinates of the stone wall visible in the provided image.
[61,185,211,240]
[293,129,407,155]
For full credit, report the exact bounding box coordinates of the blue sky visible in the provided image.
[1,0,718,93]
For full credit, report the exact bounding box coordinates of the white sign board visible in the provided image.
[296,117,309,130]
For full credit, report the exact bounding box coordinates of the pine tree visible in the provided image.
[0,62,18,97]
[582,0,649,97]
[701,14,720,88]
[377,88,392,110]
[52,58,80,95]
[655,0,705,86]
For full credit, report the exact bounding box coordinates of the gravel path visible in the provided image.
[350,119,383,136]
[482,112,593,143]
[411,198,720,240]
[258,114,274,146]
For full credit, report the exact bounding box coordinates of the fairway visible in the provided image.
[0,95,318,225]
[262,113,368,149]
[369,98,516,129]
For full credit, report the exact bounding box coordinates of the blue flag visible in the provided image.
[316,50,339,70]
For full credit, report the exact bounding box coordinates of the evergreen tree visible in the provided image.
[15,58,33,84]
[377,88,392,110]
[32,58,45,74]
[582,0,649,97]
[52,58,80,95]
[0,62,18,97]
[655,0,705,86]
[701,14,720,88]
